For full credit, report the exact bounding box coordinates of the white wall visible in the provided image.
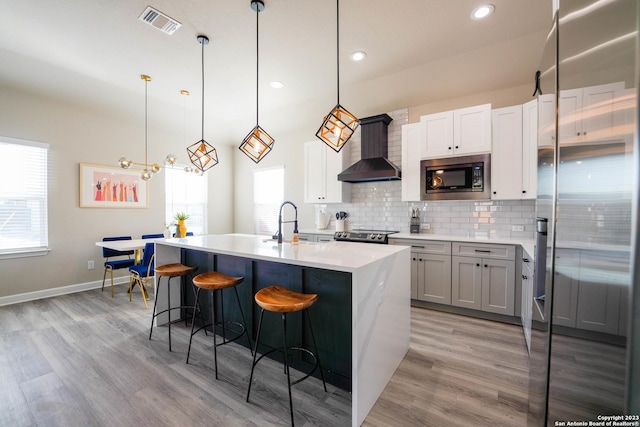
[0,85,233,299]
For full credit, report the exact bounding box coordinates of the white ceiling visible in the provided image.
[0,0,552,145]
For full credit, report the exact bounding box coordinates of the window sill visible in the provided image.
[0,248,51,260]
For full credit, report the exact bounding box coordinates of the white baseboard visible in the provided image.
[0,277,131,307]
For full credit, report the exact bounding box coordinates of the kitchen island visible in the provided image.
[154,234,410,427]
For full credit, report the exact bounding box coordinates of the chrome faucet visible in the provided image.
[275,200,298,244]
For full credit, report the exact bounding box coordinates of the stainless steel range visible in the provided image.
[333,229,399,244]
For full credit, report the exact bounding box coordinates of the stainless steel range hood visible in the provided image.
[337,114,401,182]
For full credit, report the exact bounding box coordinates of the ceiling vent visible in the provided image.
[138,6,181,35]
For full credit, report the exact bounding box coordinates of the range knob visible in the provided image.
[377,234,384,240]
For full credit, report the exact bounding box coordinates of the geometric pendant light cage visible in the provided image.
[239,0,275,163]
[316,0,359,152]
[187,34,219,172]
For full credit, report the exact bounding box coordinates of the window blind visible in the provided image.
[0,137,49,256]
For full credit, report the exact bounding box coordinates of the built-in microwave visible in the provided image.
[420,154,491,200]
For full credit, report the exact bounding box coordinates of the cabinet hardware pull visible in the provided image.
[411,245,425,248]
[419,258,423,262]
[522,190,526,193]
[476,263,480,267]
[412,258,417,261]
[523,258,530,262]
[484,264,488,268]
[474,249,491,253]
[523,275,528,280]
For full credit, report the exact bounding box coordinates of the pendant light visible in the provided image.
[119,75,178,180]
[187,35,219,172]
[316,0,359,153]
[239,0,275,163]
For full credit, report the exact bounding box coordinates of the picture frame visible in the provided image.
[79,163,148,208]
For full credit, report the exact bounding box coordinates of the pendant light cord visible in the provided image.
[144,78,148,167]
[201,38,205,141]
[336,0,340,105]
[256,4,260,126]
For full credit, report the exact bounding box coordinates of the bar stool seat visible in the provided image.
[246,285,327,426]
[187,271,252,380]
[149,262,198,351]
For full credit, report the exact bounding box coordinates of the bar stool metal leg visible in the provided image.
[186,287,202,364]
[149,274,161,340]
[246,309,265,403]
[211,287,219,379]
[306,310,327,392]
[282,312,294,426]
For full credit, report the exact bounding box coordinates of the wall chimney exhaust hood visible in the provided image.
[337,113,401,183]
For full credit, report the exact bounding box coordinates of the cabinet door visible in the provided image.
[304,141,327,203]
[401,123,421,201]
[551,249,579,328]
[420,110,453,158]
[481,258,515,315]
[316,236,334,243]
[521,99,538,199]
[453,104,492,155]
[452,256,482,310]
[558,88,583,144]
[324,143,350,203]
[538,94,556,147]
[576,251,623,334]
[581,82,624,142]
[297,233,315,242]
[491,105,523,200]
[417,253,451,304]
[521,259,533,353]
[410,253,419,300]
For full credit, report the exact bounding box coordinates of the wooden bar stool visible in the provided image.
[246,285,327,426]
[186,271,252,379]
[149,262,198,351]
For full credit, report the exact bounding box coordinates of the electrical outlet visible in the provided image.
[88,260,95,270]
[423,223,431,230]
[511,225,524,232]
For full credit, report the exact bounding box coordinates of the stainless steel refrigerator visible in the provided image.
[528,0,639,424]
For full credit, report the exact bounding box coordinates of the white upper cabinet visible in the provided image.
[538,93,556,147]
[419,111,453,158]
[558,82,625,145]
[491,105,523,200]
[401,123,421,201]
[521,99,538,199]
[304,140,350,203]
[420,104,491,159]
[453,104,492,155]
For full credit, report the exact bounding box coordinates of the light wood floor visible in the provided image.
[0,287,529,426]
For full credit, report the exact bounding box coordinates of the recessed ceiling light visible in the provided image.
[350,51,367,62]
[471,4,495,20]
[270,81,284,89]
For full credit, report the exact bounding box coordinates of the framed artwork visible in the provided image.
[80,163,148,208]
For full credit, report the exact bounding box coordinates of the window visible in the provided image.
[0,136,49,257]
[253,166,284,236]
[165,167,207,235]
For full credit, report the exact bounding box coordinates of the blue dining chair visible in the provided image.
[101,236,135,298]
[128,241,155,309]
[141,233,164,239]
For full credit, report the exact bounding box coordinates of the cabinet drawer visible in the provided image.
[452,242,515,260]
[392,239,451,255]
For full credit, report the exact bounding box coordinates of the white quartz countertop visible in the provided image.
[157,233,408,272]
[298,229,336,235]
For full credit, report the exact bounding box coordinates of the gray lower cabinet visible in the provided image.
[452,242,516,316]
[394,239,452,304]
[416,253,452,304]
[576,250,625,335]
[521,252,533,353]
[551,249,580,328]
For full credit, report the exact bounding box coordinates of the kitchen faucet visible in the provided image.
[274,200,298,244]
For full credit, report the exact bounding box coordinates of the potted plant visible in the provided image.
[174,212,189,238]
